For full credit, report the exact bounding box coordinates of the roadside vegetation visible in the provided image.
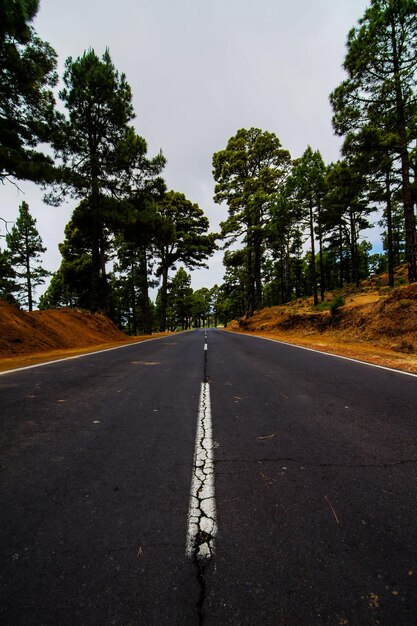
[1,0,416,344]
[227,265,417,375]
[213,0,417,321]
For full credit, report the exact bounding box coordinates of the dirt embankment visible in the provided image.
[0,300,165,372]
[227,283,417,375]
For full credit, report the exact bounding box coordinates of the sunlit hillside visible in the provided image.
[227,266,417,374]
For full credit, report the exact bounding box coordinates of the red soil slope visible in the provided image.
[0,300,130,358]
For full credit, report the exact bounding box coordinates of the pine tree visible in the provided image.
[213,128,291,317]
[155,191,216,331]
[0,244,18,304]
[6,201,48,310]
[0,0,57,185]
[267,185,304,304]
[322,161,372,288]
[287,147,327,304]
[40,204,93,310]
[330,0,417,282]
[167,268,194,331]
[50,49,164,312]
[192,287,212,328]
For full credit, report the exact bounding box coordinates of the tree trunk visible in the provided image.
[400,146,416,283]
[391,17,417,283]
[90,190,101,313]
[317,200,325,302]
[131,283,137,335]
[139,248,152,335]
[413,139,417,219]
[338,223,344,289]
[280,244,286,304]
[254,242,263,311]
[245,243,255,317]
[349,208,360,288]
[309,199,318,306]
[24,227,33,311]
[159,260,169,331]
[99,234,110,316]
[385,170,395,288]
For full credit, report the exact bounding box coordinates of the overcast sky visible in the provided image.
[1,0,372,297]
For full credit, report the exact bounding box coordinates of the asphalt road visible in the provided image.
[1,329,417,625]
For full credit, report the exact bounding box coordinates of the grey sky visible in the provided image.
[1,0,372,296]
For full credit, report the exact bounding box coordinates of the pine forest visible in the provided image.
[1,0,416,335]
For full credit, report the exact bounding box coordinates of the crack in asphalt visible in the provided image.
[214,457,417,469]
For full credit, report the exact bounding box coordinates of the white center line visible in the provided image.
[186,382,217,560]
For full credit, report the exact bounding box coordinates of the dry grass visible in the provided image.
[226,279,417,375]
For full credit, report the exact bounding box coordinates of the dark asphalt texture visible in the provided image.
[1,329,417,625]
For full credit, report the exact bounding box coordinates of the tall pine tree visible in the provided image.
[287,147,327,304]
[330,0,417,282]
[50,49,158,312]
[213,128,291,317]
[6,201,48,310]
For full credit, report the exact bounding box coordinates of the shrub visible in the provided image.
[330,295,345,316]
[392,339,414,354]
[398,299,412,309]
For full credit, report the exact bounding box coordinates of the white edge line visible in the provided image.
[226,330,417,379]
[0,336,167,376]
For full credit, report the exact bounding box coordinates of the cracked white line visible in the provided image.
[186,382,217,560]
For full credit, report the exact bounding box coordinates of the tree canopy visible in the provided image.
[213,128,291,316]
[49,49,165,312]
[0,0,57,185]
[2,2,417,329]
[330,0,417,282]
[154,190,217,331]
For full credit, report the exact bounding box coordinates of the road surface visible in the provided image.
[1,329,417,625]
